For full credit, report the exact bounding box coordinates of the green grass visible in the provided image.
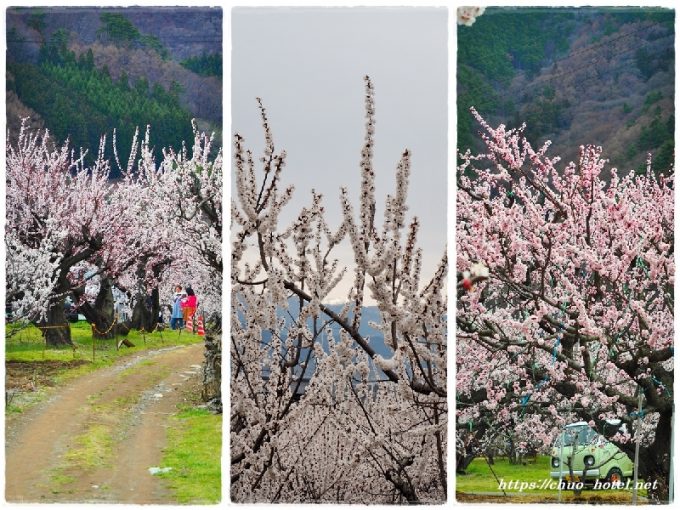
[457,456,647,502]
[64,423,114,469]
[159,407,222,504]
[6,321,202,372]
[49,421,114,494]
[50,472,76,486]
[457,456,550,494]
[49,470,77,493]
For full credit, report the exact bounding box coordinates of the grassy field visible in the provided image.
[5,320,204,413]
[6,320,202,362]
[456,456,647,504]
[159,406,222,504]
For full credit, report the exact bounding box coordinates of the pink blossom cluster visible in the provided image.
[456,108,673,476]
[6,119,222,324]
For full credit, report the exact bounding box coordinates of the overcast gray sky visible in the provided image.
[232,7,447,303]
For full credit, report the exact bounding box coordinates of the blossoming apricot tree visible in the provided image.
[231,77,447,503]
[116,124,223,329]
[456,108,673,501]
[6,121,222,345]
[6,126,123,344]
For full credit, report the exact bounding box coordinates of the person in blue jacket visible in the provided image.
[170,285,185,330]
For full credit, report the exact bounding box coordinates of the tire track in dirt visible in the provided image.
[5,343,205,503]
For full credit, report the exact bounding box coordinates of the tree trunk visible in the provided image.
[202,333,222,413]
[131,295,147,329]
[385,469,419,503]
[456,422,488,474]
[456,451,476,474]
[42,296,72,346]
[566,456,583,496]
[508,437,517,465]
[130,258,163,332]
[640,409,671,503]
[74,278,115,339]
[131,287,159,331]
[433,407,447,498]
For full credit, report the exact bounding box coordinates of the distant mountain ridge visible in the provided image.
[260,302,392,359]
[235,299,393,384]
[6,7,222,173]
[7,7,221,63]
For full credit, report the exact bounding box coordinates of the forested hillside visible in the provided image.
[6,7,222,178]
[458,7,674,174]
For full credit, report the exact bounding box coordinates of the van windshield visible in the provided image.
[555,425,597,447]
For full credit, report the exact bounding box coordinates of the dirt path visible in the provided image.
[5,343,205,503]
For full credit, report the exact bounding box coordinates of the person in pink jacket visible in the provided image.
[181,286,198,327]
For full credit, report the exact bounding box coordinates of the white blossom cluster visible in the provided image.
[6,121,118,323]
[6,119,222,332]
[117,124,223,320]
[5,230,63,321]
[231,77,447,503]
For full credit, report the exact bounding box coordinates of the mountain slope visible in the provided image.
[6,7,222,175]
[458,7,674,174]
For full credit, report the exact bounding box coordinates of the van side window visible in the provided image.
[577,427,589,445]
[587,428,598,443]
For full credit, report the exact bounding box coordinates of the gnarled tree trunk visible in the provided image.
[202,333,222,413]
[130,259,169,332]
[131,287,159,332]
[42,296,71,346]
[640,410,672,503]
[73,277,115,339]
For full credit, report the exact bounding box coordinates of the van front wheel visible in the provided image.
[605,468,624,487]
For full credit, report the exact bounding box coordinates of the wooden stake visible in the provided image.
[633,388,643,505]
[558,431,564,503]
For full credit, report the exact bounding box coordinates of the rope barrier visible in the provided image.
[23,323,76,360]
[90,314,119,336]
[139,322,162,334]
[10,311,180,356]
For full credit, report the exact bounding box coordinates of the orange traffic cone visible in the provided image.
[185,315,193,333]
[197,315,205,336]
